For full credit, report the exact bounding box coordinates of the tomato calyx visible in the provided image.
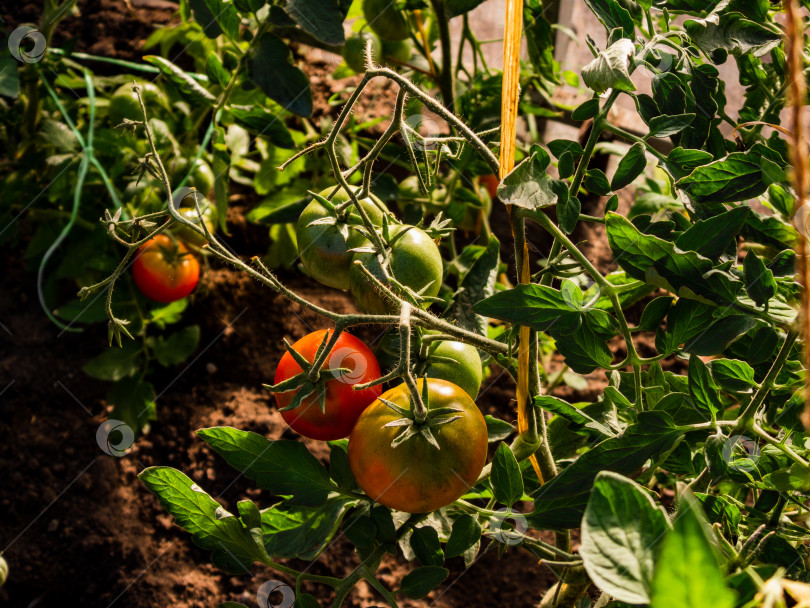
[379,381,463,450]
[262,331,353,414]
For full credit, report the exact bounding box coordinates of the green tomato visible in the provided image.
[363,0,410,41]
[349,225,443,314]
[108,81,165,126]
[170,158,216,197]
[342,32,383,73]
[297,185,386,290]
[173,193,217,248]
[375,329,483,398]
[382,39,411,63]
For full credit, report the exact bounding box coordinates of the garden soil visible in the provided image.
[0,1,651,606]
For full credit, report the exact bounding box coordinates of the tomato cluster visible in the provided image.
[277,182,494,512]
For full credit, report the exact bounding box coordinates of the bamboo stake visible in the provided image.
[501,0,544,482]
[785,0,810,430]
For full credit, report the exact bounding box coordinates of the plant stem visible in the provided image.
[736,330,798,425]
[429,0,456,108]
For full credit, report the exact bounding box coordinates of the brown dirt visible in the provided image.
[0,196,560,607]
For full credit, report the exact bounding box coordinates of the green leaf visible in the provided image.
[196,427,333,506]
[638,296,674,332]
[474,283,582,334]
[647,113,696,139]
[153,325,200,366]
[410,527,444,566]
[202,0,241,39]
[284,0,345,45]
[445,514,482,558]
[228,107,295,148]
[446,0,486,16]
[584,0,635,38]
[108,377,156,433]
[0,57,20,98]
[558,151,575,179]
[485,415,515,442]
[262,498,352,559]
[650,492,735,608]
[444,235,500,336]
[537,395,615,436]
[328,442,356,490]
[581,38,636,94]
[656,299,714,354]
[529,412,682,517]
[491,443,524,507]
[143,56,216,104]
[665,147,714,179]
[188,0,223,38]
[606,212,743,306]
[212,125,230,232]
[674,206,750,260]
[676,144,782,204]
[149,299,189,327]
[708,359,756,393]
[584,169,612,196]
[743,250,776,308]
[685,10,781,62]
[248,34,313,116]
[572,98,600,121]
[83,342,143,381]
[549,314,615,374]
[557,194,581,234]
[611,142,647,190]
[497,149,563,210]
[580,471,671,604]
[398,567,449,599]
[139,467,267,574]
[688,355,724,417]
[548,139,584,159]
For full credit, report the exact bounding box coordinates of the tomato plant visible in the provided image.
[271,329,383,440]
[13,0,810,604]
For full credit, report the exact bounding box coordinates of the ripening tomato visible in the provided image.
[132,235,200,303]
[274,329,383,440]
[348,378,487,513]
[297,186,386,290]
[349,225,443,313]
[480,174,499,200]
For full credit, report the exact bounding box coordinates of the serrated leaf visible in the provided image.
[248,34,313,116]
[154,325,200,366]
[228,107,295,148]
[580,471,671,604]
[585,0,635,38]
[685,9,781,62]
[491,443,524,507]
[83,341,143,381]
[688,355,724,417]
[647,113,696,139]
[139,467,266,574]
[410,527,444,566]
[284,0,345,45]
[143,56,216,104]
[398,567,449,599]
[581,38,636,94]
[474,283,582,334]
[497,149,561,210]
[743,250,776,308]
[196,427,333,506]
[444,235,500,335]
[445,514,481,558]
[262,497,352,559]
[650,492,735,608]
[611,142,647,190]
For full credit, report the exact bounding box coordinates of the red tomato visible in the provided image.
[132,234,200,303]
[274,330,383,440]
